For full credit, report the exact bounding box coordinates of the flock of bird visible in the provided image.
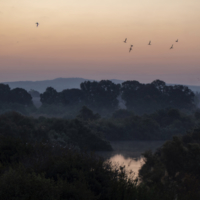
[35,22,178,53]
[123,38,178,52]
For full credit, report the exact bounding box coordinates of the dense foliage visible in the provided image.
[0,136,131,200]
[38,79,195,115]
[0,79,200,199]
[121,80,195,114]
[0,84,33,106]
[139,129,200,200]
[0,129,199,199]
[88,108,196,140]
[0,136,171,200]
[80,80,121,111]
[0,104,198,142]
[0,84,36,115]
[0,112,111,151]
[0,79,198,120]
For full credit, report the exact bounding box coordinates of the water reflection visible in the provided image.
[97,141,165,176]
[108,154,144,176]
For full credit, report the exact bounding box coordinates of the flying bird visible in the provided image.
[148,41,151,45]
[123,38,127,43]
[176,39,178,42]
[36,22,39,27]
[129,45,133,52]
[170,44,173,49]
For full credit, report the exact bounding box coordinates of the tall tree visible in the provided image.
[165,85,195,109]
[61,89,84,105]
[151,79,166,93]
[10,88,33,105]
[40,87,61,105]
[121,80,143,110]
[0,84,11,103]
[80,80,120,110]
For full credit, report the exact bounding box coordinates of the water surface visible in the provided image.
[97,141,165,176]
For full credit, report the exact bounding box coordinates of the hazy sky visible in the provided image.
[1,0,200,84]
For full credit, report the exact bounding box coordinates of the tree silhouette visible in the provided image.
[10,88,33,105]
[61,89,84,105]
[0,84,11,103]
[77,106,100,121]
[40,87,61,105]
[80,80,120,110]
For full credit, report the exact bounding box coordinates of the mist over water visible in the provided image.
[97,141,165,176]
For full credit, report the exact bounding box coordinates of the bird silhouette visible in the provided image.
[170,44,173,49]
[129,45,133,52]
[148,41,151,45]
[176,39,178,42]
[36,22,39,27]
[123,38,127,43]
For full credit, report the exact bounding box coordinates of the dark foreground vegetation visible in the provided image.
[89,108,197,140]
[0,112,111,151]
[0,129,200,200]
[0,107,199,144]
[0,136,137,200]
[139,128,200,200]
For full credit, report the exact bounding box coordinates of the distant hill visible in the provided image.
[2,78,200,93]
[3,78,93,93]
[2,78,125,93]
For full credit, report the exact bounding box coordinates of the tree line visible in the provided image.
[88,108,197,140]
[40,79,195,113]
[0,79,195,115]
[0,84,32,105]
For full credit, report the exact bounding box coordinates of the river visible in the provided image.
[97,141,165,176]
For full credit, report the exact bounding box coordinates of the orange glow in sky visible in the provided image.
[1,0,200,84]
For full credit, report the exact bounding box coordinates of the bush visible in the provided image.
[139,130,200,199]
[0,112,112,151]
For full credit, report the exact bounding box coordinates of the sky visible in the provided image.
[1,0,200,84]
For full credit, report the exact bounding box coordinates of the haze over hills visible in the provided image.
[3,78,93,93]
[2,78,126,93]
[2,78,200,93]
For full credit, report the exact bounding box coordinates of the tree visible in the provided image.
[121,80,143,110]
[40,87,61,105]
[112,109,134,119]
[121,80,195,113]
[121,81,161,113]
[151,79,166,93]
[61,89,84,105]
[77,106,100,121]
[139,131,200,199]
[10,88,33,105]
[194,109,200,120]
[0,84,11,103]
[165,85,195,109]
[80,80,121,110]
